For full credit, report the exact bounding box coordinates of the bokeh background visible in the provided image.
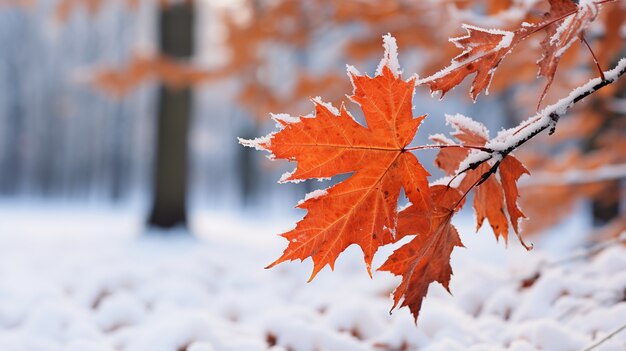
[0,1,624,350]
[2,0,623,240]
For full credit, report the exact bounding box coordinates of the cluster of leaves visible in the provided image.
[242,0,623,321]
[15,0,618,126]
[420,0,603,105]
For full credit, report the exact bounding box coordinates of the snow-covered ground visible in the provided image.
[0,204,624,351]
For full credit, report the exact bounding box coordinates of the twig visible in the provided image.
[580,34,605,80]
[547,232,626,267]
[404,144,493,153]
[582,323,626,351]
[503,59,626,150]
[451,59,626,185]
[519,163,626,187]
[438,60,626,243]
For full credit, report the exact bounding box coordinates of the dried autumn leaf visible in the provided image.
[419,24,522,100]
[240,35,431,280]
[432,114,530,243]
[537,0,601,105]
[379,185,464,321]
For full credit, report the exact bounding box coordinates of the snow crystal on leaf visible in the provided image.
[446,114,490,140]
[279,170,299,184]
[238,136,271,152]
[429,133,456,145]
[488,58,626,153]
[271,113,301,126]
[346,64,361,77]
[298,189,329,206]
[451,24,515,53]
[375,34,401,77]
[312,97,339,116]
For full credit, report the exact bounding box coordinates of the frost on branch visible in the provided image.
[419,0,606,104]
[432,114,530,244]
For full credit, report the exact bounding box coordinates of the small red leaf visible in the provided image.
[379,185,464,321]
[421,25,522,100]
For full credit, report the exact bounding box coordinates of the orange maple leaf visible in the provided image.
[419,24,522,101]
[379,185,464,321]
[431,114,530,244]
[537,0,601,105]
[240,35,431,280]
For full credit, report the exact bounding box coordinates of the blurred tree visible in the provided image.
[14,0,621,237]
[147,1,194,229]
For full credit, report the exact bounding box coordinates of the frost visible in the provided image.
[446,113,490,140]
[429,133,456,145]
[346,64,361,77]
[488,58,626,153]
[398,202,413,212]
[430,174,466,188]
[451,24,514,53]
[279,170,300,184]
[376,34,402,77]
[298,189,329,206]
[416,24,516,92]
[271,113,301,126]
[548,0,599,59]
[312,97,339,115]
[238,135,271,151]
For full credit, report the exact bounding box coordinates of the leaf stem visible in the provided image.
[580,34,605,80]
[582,323,626,351]
[404,144,493,152]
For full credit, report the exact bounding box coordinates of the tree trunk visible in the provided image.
[147,2,194,229]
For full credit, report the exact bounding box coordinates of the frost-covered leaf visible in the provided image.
[537,0,602,105]
[419,25,522,100]
[379,185,464,321]
[432,114,530,243]
[241,35,431,280]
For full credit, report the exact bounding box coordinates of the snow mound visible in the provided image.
[0,224,624,351]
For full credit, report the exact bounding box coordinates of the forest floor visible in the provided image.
[0,205,624,351]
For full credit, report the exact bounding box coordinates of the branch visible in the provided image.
[494,58,626,155]
[547,232,626,267]
[582,323,626,351]
[404,144,493,153]
[453,58,626,178]
[520,163,626,187]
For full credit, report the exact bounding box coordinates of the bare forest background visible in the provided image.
[0,0,624,237]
